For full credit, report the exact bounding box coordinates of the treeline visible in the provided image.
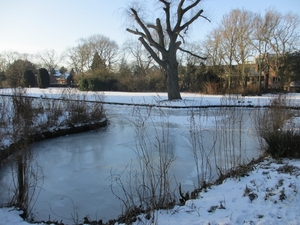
[76,52,221,93]
[0,50,219,93]
[0,8,299,94]
[203,8,300,93]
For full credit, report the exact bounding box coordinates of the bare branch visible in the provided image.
[129,8,152,38]
[159,0,172,35]
[180,9,205,31]
[126,28,146,37]
[138,37,166,66]
[128,8,166,53]
[182,0,200,14]
[178,47,207,60]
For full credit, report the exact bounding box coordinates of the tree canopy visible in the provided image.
[279,51,300,82]
[6,59,36,87]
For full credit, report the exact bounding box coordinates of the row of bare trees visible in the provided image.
[204,8,300,93]
[0,36,149,87]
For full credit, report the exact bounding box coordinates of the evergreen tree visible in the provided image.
[23,70,35,87]
[79,77,89,91]
[59,66,68,75]
[67,68,75,86]
[279,51,300,83]
[118,57,132,77]
[0,71,6,87]
[6,59,36,87]
[37,68,50,88]
[91,52,107,76]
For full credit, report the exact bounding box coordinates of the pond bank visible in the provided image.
[0,118,108,167]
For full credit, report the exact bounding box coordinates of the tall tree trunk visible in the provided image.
[258,72,262,95]
[166,60,181,100]
[227,74,232,90]
[264,64,269,90]
[241,63,247,88]
[264,72,269,90]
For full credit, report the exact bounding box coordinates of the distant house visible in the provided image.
[227,55,282,90]
[289,81,300,92]
[206,54,283,91]
[253,54,281,90]
[51,70,70,85]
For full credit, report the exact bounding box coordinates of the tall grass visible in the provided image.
[254,94,300,158]
[109,106,176,224]
[110,95,262,223]
[187,95,258,190]
[0,87,106,220]
[3,87,43,218]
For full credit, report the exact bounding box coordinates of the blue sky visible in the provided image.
[0,0,299,54]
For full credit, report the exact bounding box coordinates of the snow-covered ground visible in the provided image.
[1,157,300,225]
[2,87,300,107]
[129,157,300,225]
[1,88,300,225]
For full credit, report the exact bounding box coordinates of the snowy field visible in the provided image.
[2,87,300,107]
[1,88,300,225]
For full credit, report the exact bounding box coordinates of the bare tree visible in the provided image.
[230,10,255,88]
[122,39,154,76]
[251,12,273,93]
[251,9,300,91]
[204,8,300,93]
[66,34,119,75]
[0,53,8,72]
[126,0,209,100]
[215,19,237,89]
[1,52,33,69]
[267,9,300,77]
[65,42,91,76]
[37,49,63,76]
[178,42,204,66]
[214,9,255,90]
[203,29,223,68]
[85,34,119,70]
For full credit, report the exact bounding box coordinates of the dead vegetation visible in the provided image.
[0,87,106,221]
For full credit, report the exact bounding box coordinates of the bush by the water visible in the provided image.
[263,130,300,158]
[255,94,300,159]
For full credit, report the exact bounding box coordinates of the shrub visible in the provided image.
[202,82,220,94]
[23,70,35,87]
[78,76,118,91]
[242,84,261,96]
[78,77,89,91]
[88,77,102,91]
[6,59,37,87]
[263,130,300,158]
[255,94,300,158]
[37,68,50,88]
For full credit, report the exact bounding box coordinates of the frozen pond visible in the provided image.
[0,105,261,223]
